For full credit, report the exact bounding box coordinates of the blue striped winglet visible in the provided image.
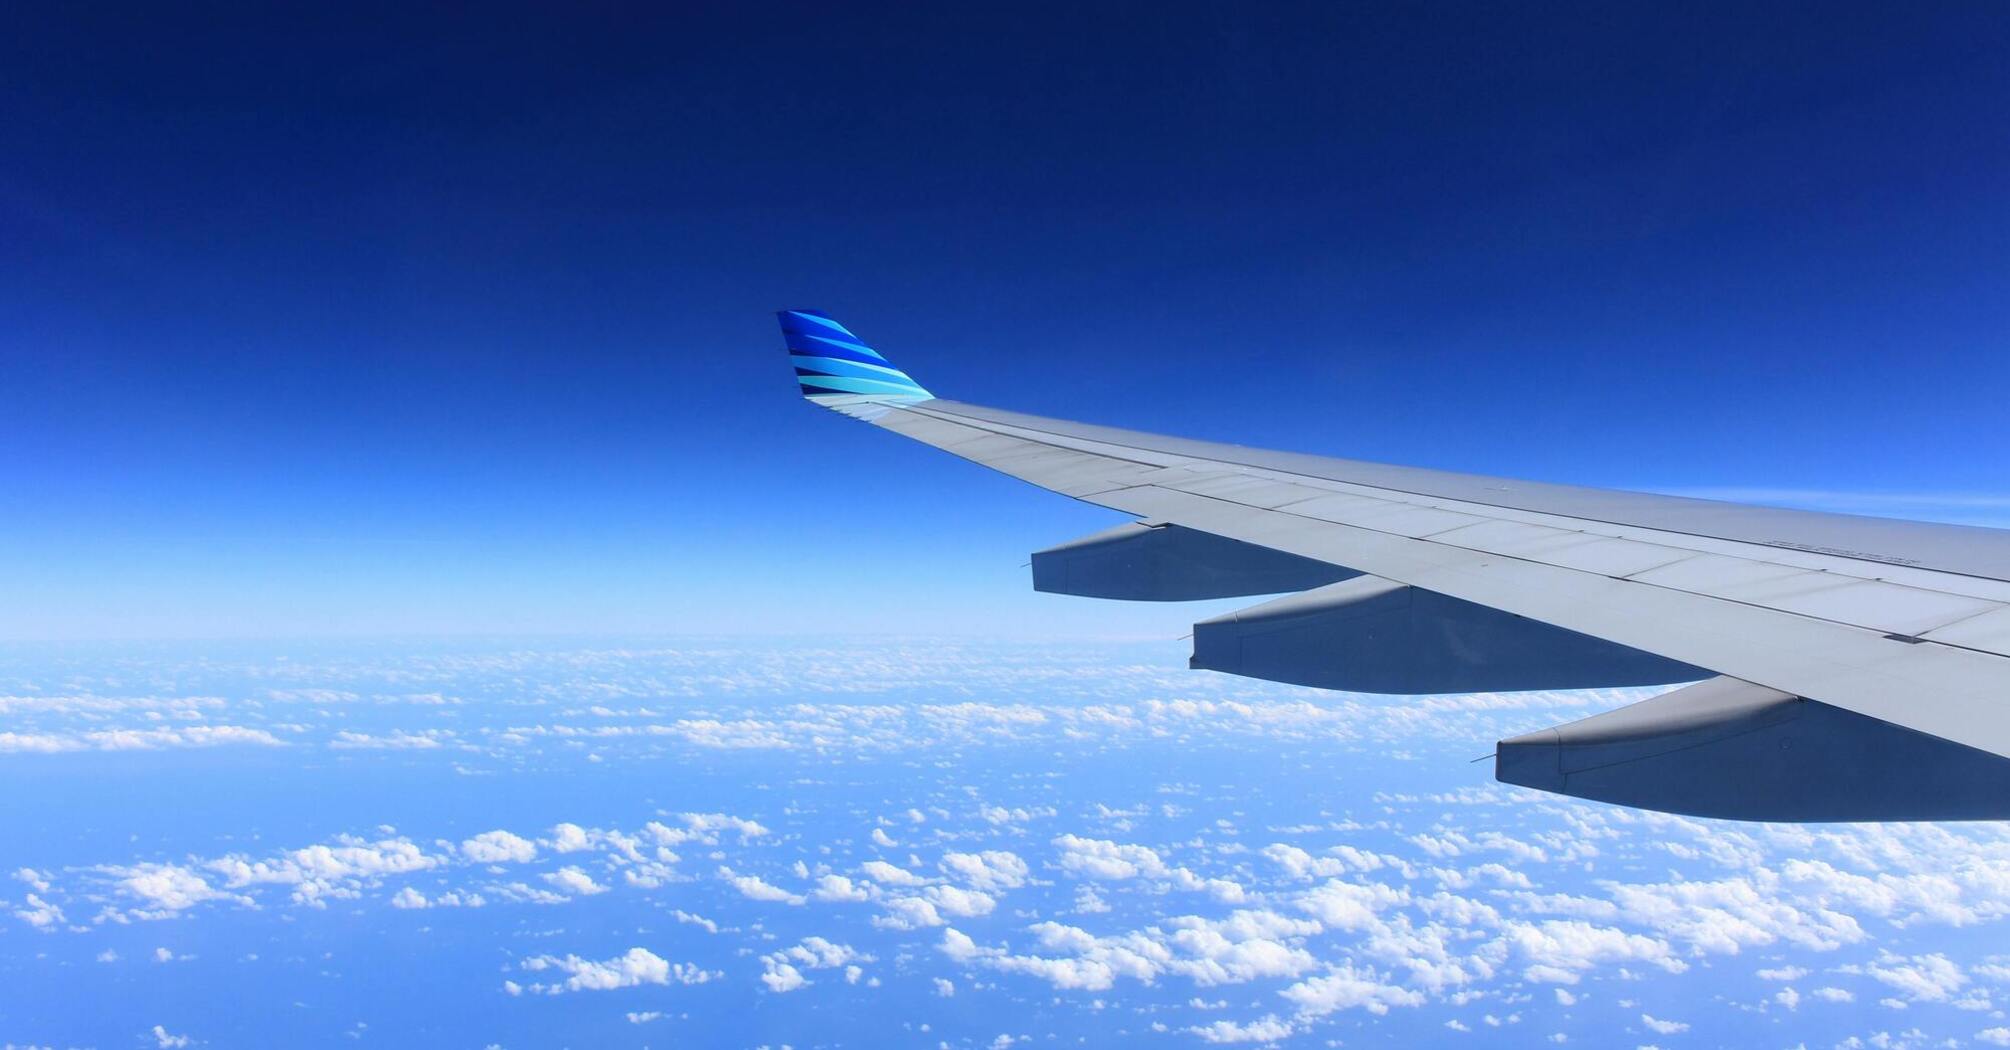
[779,310,933,407]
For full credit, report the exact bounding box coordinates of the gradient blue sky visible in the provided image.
[3,3,2007,639]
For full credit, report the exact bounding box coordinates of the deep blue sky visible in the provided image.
[3,3,2006,639]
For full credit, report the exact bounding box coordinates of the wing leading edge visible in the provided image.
[776,310,2010,821]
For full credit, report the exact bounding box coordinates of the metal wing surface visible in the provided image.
[779,309,2010,821]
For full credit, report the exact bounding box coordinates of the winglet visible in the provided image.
[778,310,933,408]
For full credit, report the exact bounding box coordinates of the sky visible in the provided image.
[3,3,2007,639]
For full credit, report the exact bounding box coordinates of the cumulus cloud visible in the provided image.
[1846,952,1969,1004]
[942,910,1325,994]
[517,947,716,994]
[0,726,283,753]
[761,937,867,993]
[14,893,65,929]
[329,730,451,750]
[721,868,804,905]
[542,866,608,896]
[460,830,537,865]
[859,860,926,887]
[812,874,870,902]
[107,864,251,918]
[1280,963,1426,1017]
[1188,1016,1298,1044]
[941,851,1030,891]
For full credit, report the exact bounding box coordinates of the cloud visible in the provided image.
[517,947,716,994]
[942,910,1324,993]
[460,831,537,865]
[0,726,282,753]
[329,730,451,750]
[941,851,1030,891]
[860,860,926,887]
[151,1025,193,1048]
[1188,1016,1298,1044]
[761,937,867,993]
[1050,834,1242,899]
[645,814,770,846]
[1501,921,1687,985]
[1053,835,1169,880]
[812,874,870,902]
[107,864,251,918]
[671,909,719,933]
[14,893,65,929]
[1279,964,1426,1018]
[721,868,804,905]
[1847,952,1969,1004]
[542,866,608,896]
[549,824,594,853]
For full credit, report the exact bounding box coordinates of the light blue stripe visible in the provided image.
[793,356,916,382]
[797,374,930,396]
[803,333,888,361]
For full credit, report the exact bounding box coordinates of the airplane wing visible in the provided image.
[779,309,2010,821]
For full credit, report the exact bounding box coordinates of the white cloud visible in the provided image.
[460,830,537,865]
[329,730,450,750]
[942,910,1325,994]
[1849,952,1969,1004]
[874,895,945,930]
[859,860,926,887]
[542,866,607,896]
[811,874,870,902]
[0,726,283,753]
[14,893,64,929]
[518,947,716,994]
[1641,1015,1689,1034]
[671,909,719,933]
[941,850,1030,891]
[151,1025,193,1048]
[1053,834,1169,880]
[548,823,595,853]
[721,868,804,905]
[108,864,250,918]
[1188,1016,1297,1044]
[761,937,867,992]
[761,962,805,993]
[645,813,770,847]
[1280,963,1426,1017]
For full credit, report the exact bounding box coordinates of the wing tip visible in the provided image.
[778,309,933,405]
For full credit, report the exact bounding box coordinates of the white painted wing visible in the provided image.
[835,395,2010,764]
[777,307,2010,812]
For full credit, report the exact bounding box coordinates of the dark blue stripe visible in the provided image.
[786,340,884,366]
[777,310,855,337]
